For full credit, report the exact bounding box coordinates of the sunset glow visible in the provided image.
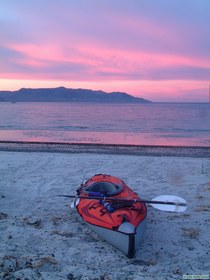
[0,1,210,102]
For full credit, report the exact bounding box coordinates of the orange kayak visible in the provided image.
[75,174,147,258]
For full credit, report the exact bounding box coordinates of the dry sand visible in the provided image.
[0,150,210,279]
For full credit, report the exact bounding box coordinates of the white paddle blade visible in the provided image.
[70,198,80,208]
[150,195,187,212]
[70,200,75,208]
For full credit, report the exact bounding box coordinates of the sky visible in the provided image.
[0,0,210,102]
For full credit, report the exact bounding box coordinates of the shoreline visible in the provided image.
[0,140,210,158]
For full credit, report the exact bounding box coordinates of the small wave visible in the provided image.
[53,125,89,131]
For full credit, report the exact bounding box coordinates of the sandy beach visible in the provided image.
[0,148,210,279]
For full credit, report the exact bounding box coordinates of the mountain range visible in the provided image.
[0,87,151,103]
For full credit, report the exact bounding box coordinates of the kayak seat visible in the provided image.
[87,181,123,196]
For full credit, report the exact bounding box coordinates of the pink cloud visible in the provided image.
[3,40,209,83]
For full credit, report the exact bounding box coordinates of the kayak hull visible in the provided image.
[88,218,146,258]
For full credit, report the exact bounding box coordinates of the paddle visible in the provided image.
[58,194,187,212]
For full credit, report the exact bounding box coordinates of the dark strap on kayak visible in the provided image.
[111,200,134,210]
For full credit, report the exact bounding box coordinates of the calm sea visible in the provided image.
[0,102,209,146]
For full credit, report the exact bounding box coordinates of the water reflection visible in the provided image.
[0,129,209,146]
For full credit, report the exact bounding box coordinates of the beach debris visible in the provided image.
[172,267,183,275]
[67,273,82,280]
[79,273,111,280]
[99,273,111,280]
[182,214,191,218]
[51,216,62,226]
[51,215,70,225]
[194,205,210,212]
[182,227,200,239]
[24,256,57,268]
[22,217,42,228]
[1,254,58,277]
[1,255,18,272]
[0,212,8,220]
[187,245,195,251]
[0,255,19,279]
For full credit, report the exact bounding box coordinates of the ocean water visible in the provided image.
[0,102,210,146]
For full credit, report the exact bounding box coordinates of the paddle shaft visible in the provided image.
[58,195,187,207]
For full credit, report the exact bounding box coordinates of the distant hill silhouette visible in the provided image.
[0,87,151,103]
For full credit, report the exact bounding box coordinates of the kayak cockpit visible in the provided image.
[84,181,123,196]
